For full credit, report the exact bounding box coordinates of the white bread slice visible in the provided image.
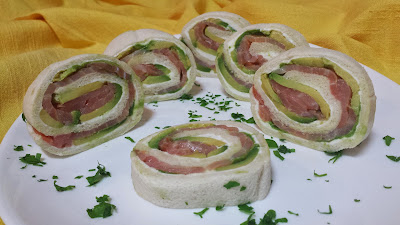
[130,121,271,209]
[104,29,196,102]
[23,54,144,156]
[250,46,376,152]
[217,23,309,101]
[181,11,250,77]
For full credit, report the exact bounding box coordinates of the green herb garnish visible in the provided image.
[37,179,48,182]
[194,208,209,218]
[124,137,135,143]
[13,145,24,151]
[318,205,332,214]
[19,153,46,167]
[354,199,360,202]
[383,135,395,146]
[273,150,285,160]
[384,185,392,189]
[314,170,327,177]
[386,155,400,162]
[86,163,111,186]
[326,150,343,163]
[216,205,225,211]
[75,175,83,179]
[87,195,116,218]
[54,181,75,192]
[52,176,58,179]
[21,113,26,122]
[224,181,240,189]
[277,145,295,154]
[240,186,247,191]
[288,210,299,216]
[265,139,278,149]
[259,209,288,224]
[238,203,254,214]
[180,93,193,100]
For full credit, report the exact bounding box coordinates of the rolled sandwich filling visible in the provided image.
[36,61,136,148]
[250,47,376,151]
[130,121,271,208]
[181,11,250,77]
[23,54,144,155]
[217,24,309,101]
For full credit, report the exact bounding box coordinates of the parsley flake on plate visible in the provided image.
[216,205,225,211]
[54,181,75,192]
[52,175,58,179]
[383,135,395,146]
[75,175,83,179]
[240,186,247,191]
[124,137,135,143]
[265,139,278,149]
[318,205,333,214]
[354,199,361,202]
[277,145,295,154]
[273,150,285,161]
[383,185,392,189]
[86,163,111,186]
[87,195,116,218]
[314,170,328,177]
[224,181,240,189]
[193,208,209,218]
[13,145,24,151]
[37,179,48,182]
[180,93,193,100]
[19,153,46,167]
[386,155,400,162]
[21,113,26,122]
[238,203,254,214]
[326,150,343,163]
[288,210,299,216]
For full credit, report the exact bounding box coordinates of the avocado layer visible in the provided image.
[215,144,259,171]
[53,82,104,104]
[217,46,250,93]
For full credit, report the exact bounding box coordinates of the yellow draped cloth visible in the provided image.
[0,0,399,223]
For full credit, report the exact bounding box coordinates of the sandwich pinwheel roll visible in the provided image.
[217,24,309,101]
[23,54,144,156]
[104,29,196,102]
[130,121,271,208]
[250,47,376,152]
[181,11,250,77]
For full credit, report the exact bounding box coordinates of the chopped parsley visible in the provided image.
[52,175,58,179]
[124,137,135,143]
[240,212,255,225]
[386,155,400,162]
[326,150,343,163]
[21,113,26,122]
[188,110,202,118]
[224,181,240,189]
[238,203,254,214]
[37,179,48,182]
[265,139,278,149]
[75,175,83,179]
[288,210,299,216]
[163,126,171,129]
[354,199,360,202]
[240,186,247,191]
[180,93,193,100]
[87,195,116,218]
[19,153,46,167]
[193,208,209,218]
[231,113,256,124]
[279,139,286,142]
[54,181,75,192]
[314,170,328,177]
[318,205,332,214]
[86,163,111,186]
[13,145,24,151]
[241,209,288,225]
[273,150,285,161]
[383,185,392,189]
[88,169,96,172]
[32,175,36,178]
[277,145,295,154]
[216,205,225,211]
[383,135,395,146]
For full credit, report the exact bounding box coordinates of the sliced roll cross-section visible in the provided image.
[181,11,250,77]
[104,29,196,102]
[250,47,376,152]
[23,54,144,156]
[130,121,271,209]
[217,24,309,101]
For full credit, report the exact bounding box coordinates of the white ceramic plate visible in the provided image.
[1,58,400,225]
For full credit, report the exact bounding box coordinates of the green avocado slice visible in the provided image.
[215,144,259,171]
[217,45,250,93]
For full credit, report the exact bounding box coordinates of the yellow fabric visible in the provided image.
[0,0,399,222]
